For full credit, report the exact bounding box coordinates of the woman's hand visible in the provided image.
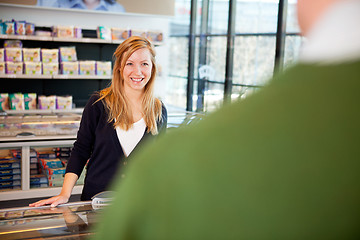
[29,195,70,208]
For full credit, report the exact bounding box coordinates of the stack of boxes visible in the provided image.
[0,147,85,191]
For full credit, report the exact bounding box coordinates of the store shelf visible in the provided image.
[1,34,163,46]
[0,74,111,80]
[4,108,83,115]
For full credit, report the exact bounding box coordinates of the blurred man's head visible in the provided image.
[297,0,339,35]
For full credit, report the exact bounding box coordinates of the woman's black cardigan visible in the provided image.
[65,94,167,200]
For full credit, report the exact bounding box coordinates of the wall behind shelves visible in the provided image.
[0,3,170,107]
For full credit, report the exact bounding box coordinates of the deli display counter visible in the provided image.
[0,201,99,239]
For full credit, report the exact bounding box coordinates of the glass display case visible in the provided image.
[0,109,82,201]
[0,201,98,239]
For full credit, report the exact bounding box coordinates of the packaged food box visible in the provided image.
[53,25,74,38]
[147,31,164,42]
[15,21,26,35]
[4,48,23,62]
[74,27,82,38]
[25,22,35,35]
[59,46,77,62]
[60,61,79,75]
[0,159,21,170]
[31,183,48,188]
[3,21,15,35]
[97,26,111,40]
[0,48,4,62]
[38,95,56,110]
[0,168,21,176]
[48,179,64,187]
[0,62,4,74]
[38,150,56,159]
[41,49,59,63]
[4,40,23,48]
[96,61,111,76]
[30,174,48,184]
[23,93,37,110]
[79,60,96,75]
[42,62,59,75]
[0,180,21,188]
[111,28,130,40]
[0,93,9,111]
[45,167,66,176]
[9,93,25,110]
[40,158,63,169]
[5,62,23,74]
[56,95,72,109]
[24,62,42,75]
[130,29,147,38]
[23,48,41,62]
[0,174,20,182]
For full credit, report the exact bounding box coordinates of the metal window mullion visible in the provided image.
[274,0,288,73]
[186,0,198,111]
[196,0,210,112]
[224,0,237,103]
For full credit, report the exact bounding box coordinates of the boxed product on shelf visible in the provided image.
[54,147,72,158]
[42,62,59,75]
[38,150,57,159]
[0,62,4,74]
[147,31,164,43]
[0,168,21,176]
[9,93,25,110]
[3,40,22,48]
[4,48,23,62]
[23,48,41,62]
[25,22,35,35]
[48,178,64,187]
[31,183,48,188]
[5,62,23,74]
[14,21,26,35]
[0,174,20,182]
[53,25,74,38]
[0,159,20,170]
[59,46,77,62]
[0,93,9,111]
[38,95,56,110]
[97,26,111,40]
[56,95,72,109]
[96,61,111,76]
[45,167,66,176]
[0,48,4,62]
[10,148,37,159]
[30,174,48,184]
[60,61,79,75]
[74,27,82,38]
[3,21,15,35]
[130,29,147,38]
[79,60,96,75]
[24,62,42,75]
[111,28,129,40]
[40,158,63,169]
[41,49,59,63]
[0,180,21,189]
[23,93,37,110]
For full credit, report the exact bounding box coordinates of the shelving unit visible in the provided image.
[0,34,163,45]
[0,138,82,201]
[0,74,111,80]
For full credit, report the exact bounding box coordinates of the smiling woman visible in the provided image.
[29,36,167,208]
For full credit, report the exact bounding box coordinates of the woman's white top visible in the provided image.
[116,118,146,157]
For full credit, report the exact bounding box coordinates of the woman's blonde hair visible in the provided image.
[97,36,163,135]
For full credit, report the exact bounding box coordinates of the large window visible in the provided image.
[167,0,303,112]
